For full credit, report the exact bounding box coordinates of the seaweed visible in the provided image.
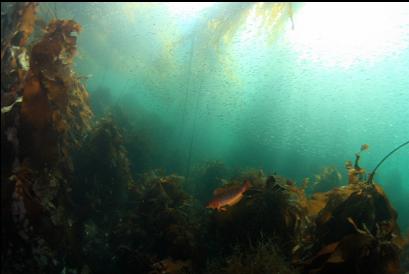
[108,170,207,274]
[72,117,132,218]
[308,166,343,193]
[17,18,92,169]
[188,3,294,51]
[206,171,309,257]
[189,161,228,204]
[1,4,406,273]
[401,235,409,273]
[1,6,93,272]
[1,3,38,175]
[205,238,298,274]
[300,183,402,274]
[345,145,368,185]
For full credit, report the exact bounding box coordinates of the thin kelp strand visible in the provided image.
[178,38,195,142]
[367,140,409,184]
[185,78,204,185]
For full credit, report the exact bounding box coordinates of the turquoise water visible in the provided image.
[40,2,409,229]
[44,2,409,227]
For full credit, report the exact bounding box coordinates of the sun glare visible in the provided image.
[287,3,409,68]
[165,2,215,18]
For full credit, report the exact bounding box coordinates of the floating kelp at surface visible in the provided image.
[189,2,294,51]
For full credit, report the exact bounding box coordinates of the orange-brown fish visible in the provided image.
[206,180,251,212]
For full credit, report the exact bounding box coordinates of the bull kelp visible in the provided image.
[1,2,409,274]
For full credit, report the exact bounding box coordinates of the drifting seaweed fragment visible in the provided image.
[360,144,369,152]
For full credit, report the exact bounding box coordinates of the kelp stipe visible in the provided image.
[367,140,409,184]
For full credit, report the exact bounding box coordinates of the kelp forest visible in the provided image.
[1,3,409,274]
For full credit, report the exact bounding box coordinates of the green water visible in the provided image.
[39,2,408,229]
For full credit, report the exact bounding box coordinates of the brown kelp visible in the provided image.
[203,153,403,274]
[2,3,92,272]
[108,171,207,274]
[187,2,295,51]
[206,171,310,258]
[307,166,343,193]
[299,183,402,274]
[20,18,92,167]
[69,117,134,272]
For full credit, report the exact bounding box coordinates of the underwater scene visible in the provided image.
[1,2,409,274]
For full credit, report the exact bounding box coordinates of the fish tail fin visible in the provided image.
[242,180,251,192]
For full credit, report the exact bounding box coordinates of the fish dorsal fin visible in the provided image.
[213,187,229,196]
[213,184,241,196]
[221,179,229,185]
[213,179,231,196]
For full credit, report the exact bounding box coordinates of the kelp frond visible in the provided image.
[192,2,294,51]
